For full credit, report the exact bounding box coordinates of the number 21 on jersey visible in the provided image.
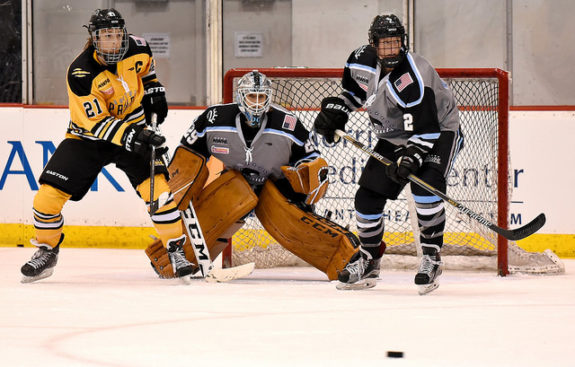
[83,98,103,118]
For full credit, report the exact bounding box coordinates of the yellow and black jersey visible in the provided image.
[65,34,159,146]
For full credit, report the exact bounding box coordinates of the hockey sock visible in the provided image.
[414,194,445,249]
[32,184,71,247]
[138,175,186,245]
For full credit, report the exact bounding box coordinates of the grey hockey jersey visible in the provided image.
[340,45,461,156]
[181,103,320,186]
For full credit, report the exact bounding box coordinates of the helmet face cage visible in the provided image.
[368,14,409,69]
[236,71,273,128]
[87,9,128,65]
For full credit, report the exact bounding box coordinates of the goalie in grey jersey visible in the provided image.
[146,70,359,281]
[314,14,464,294]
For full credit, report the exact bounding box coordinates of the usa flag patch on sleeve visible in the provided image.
[282,115,297,131]
[394,72,413,92]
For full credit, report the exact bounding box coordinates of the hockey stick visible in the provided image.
[181,201,254,282]
[149,113,159,215]
[334,129,546,241]
[149,127,254,282]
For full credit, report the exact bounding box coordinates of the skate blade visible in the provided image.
[205,262,255,283]
[417,281,439,295]
[336,278,377,291]
[21,268,54,284]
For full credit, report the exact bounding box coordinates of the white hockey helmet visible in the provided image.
[236,70,273,128]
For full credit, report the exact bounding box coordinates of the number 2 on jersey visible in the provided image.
[403,113,413,131]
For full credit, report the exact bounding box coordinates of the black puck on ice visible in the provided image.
[387,351,404,358]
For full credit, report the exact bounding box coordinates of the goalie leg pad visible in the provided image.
[145,239,175,279]
[255,181,359,280]
[181,170,258,264]
[147,170,257,270]
[167,146,209,209]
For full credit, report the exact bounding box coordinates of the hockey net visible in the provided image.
[221,67,563,275]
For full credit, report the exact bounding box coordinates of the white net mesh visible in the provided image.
[224,68,563,275]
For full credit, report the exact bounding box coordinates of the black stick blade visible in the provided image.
[499,213,546,241]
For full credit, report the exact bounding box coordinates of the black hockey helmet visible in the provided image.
[85,9,128,64]
[368,14,408,69]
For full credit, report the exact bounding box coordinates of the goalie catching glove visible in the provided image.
[385,146,424,185]
[281,157,329,205]
[313,97,350,143]
[122,124,167,156]
[142,81,168,125]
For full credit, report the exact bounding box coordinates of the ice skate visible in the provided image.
[21,235,63,283]
[167,235,195,283]
[415,248,443,295]
[336,250,381,290]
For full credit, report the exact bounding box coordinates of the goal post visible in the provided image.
[220,67,562,276]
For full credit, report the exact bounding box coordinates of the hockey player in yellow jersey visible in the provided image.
[20,8,194,283]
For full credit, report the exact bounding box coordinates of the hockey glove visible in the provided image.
[142,81,168,125]
[385,146,424,185]
[313,97,350,144]
[122,124,167,157]
[281,157,330,205]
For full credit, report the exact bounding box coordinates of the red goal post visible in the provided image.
[220,67,560,276]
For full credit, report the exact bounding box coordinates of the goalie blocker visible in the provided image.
[146,146,358,280]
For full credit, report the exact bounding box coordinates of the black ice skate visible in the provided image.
[167,235,195,282]
[21,235,64,283]
[336,250,381,290]
[415,247,443,295]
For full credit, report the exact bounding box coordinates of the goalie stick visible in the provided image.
[181,202,254,283]
[334,129,546,241]
[150,125,254,283]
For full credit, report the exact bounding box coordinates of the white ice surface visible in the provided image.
[2,247,574,367]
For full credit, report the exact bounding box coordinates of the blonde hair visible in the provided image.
[83,37,93,50]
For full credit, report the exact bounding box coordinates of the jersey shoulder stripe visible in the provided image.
[193,103,239,133]
[67,47,105,97]
[386,53,425,108]
[123,35,153,59]
[347,45,378,68]
[342,45,378,108]
[266,105,310,142]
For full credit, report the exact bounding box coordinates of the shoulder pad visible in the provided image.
[267,106,309,142]
[67,48,102,97]
[198,103,238,128]
[123,35,152,59]
[347,45,378,69]
[386,53,425,107]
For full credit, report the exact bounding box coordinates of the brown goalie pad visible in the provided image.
[145,239,175,279]
[255,180,359,280]
[146,170,258,275]
[167,145,209,209]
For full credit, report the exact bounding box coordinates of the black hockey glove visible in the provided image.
[122,124,167,157]
[313,97,350,143]
[385,146,424,185]
[142,81,168,125]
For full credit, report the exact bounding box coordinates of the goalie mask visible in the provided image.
[236,70,273,128]
[85,8,129,65]
[368,14,408,69]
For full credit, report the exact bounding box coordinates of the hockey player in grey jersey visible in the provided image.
[314,14,464,294]
[145,70,359,281]
[181,70,321,194]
